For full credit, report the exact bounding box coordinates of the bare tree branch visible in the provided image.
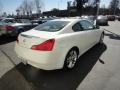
[34,0,43,14]
[16,0,34,16]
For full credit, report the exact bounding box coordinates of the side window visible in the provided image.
[79,20,94,30]
[72,23,82,32]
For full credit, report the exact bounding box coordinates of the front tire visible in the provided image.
[99,33,104,44]
[63,49,78,70]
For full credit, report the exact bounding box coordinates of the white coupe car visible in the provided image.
[15,18,104,70]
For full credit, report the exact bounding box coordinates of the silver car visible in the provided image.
[96,16,108,26]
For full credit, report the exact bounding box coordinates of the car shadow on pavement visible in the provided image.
[0,35,17,45]
[105,33,120,40]
[99,24,109,26]
[0,44,107,90]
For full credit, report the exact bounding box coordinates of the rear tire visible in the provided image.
[63,49,78,70]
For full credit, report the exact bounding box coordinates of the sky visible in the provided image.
[0,0,111,15]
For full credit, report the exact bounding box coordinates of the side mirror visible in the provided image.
[94,20,100,29]
[96,25,100,29]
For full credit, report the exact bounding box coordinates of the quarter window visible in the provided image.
[72,23,82,32]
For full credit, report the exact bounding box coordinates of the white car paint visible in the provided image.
[15,18,103,70]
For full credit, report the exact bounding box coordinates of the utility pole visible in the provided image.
[96,0,100,19]
[58,0,62,10]
[58,0,60,10]
[95,0,100,26]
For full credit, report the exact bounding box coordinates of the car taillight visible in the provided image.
[5,25,15,31]
[31,39,55,51]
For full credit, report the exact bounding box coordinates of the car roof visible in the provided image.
[52,18,81,22]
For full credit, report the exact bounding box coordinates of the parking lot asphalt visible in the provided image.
[0,21,120,90]
[0,50,14,78]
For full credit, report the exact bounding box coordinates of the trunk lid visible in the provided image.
[18,30,57,49]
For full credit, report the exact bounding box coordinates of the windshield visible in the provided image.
[34,21,69,32]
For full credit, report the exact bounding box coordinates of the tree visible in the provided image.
[34,0,43,14]
[22,0,34,15]
[18,5,25,15]
[51,8,59,11]
[109,0,119,15]
[88,0,100,15]
[75,0,89,16]
[16,9,20,16]
[17,0,34,16]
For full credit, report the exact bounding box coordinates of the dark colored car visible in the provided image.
[0,21,12,36]
[107,15,116,21]
[31,19,43,24]
[117,16,120,21]
[31,17,56,25]
[0,19,38,36]
[96,16,108,26]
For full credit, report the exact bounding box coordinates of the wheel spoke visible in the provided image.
[66,50,78,68]
[68,61,73,68]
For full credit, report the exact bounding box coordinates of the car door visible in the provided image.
[79,20,97,50]
[71,22,90,55]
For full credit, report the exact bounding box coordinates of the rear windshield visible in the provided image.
[34,21,69,32]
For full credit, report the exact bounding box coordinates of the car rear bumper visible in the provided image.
[97,20,108,25]
[15,43,64,70]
